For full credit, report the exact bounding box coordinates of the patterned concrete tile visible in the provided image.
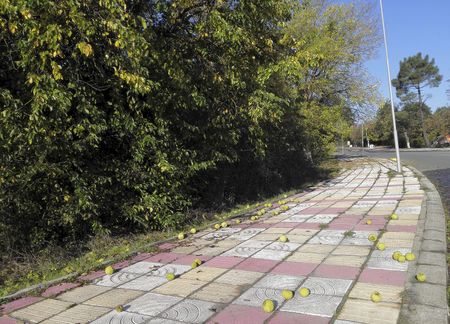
[159,299,220,323]
[207,304,272,324]
[93,272,139,287]
[308,235,343,245]
[324,255,366,268]
[91,310,151,324]
[150,264,192,277]
[191,282,243,303]
[120,261,163,275]
[40,304,110,324]
[221,246,259,258]
[228,228,265,240]
[306,215,338,223]
[300,277,352,296]
[367,248,410,271]
[57,285,111,303]
[147,318,184,324]
[152,278,207,297]
[233,287,285,309]
[10,299,73,323]
[286,252,327,264]
[281,294,343,317]
[202,228,242,240]
[119,275,167,291]
[126,292,182,316]
[348,282,403,303]
[268,312,331,324]
[180,267,226,281]
[266,241,301,252]
[252,249,291,260]
[254,274,304,290]
[337,298,400,324]
[215,269,264,286]
[84,288,144,307]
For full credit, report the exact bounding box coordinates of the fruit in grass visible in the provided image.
[397,255,406,263]
[251,216,258,221]
[368,234,377,242]
[190,228,197,234]
[299,287,310,297]
[366,219,372,225]
[166,273,176,280]
[214,223,221,230]
[392,251,402,260]
[405,252,415,261]
[371,291,381,303]
[279,235,288,242]
[235,219,241,224]
[416,272,426,282]
[105,266,114,275]
[390,213,398,220]
[376,243,386,251]
[221,221,228,228]
[262,299,275,313]
[281,290,294,300]
[177,232,185,240]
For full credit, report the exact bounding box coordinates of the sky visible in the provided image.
[338,0,450,111]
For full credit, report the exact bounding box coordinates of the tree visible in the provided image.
[392,53,442,147]
[426,106,450,143]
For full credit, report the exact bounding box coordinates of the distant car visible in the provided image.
[431,134,450,147]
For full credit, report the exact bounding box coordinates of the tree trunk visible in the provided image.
[404,131,411,148]
[417,87,431,147]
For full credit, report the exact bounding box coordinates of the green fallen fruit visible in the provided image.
[281,289,294,300]
[299,287,310,297]
[115,305,124,312]
[371,291,381,303]
[166,273,176,281]
[104,266,114,275]
[262,299,275,313]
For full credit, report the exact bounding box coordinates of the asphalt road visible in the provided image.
[343,148,450,217]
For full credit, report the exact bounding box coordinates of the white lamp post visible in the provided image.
[379,0,401,172]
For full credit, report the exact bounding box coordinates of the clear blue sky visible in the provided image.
[338,0,450,111]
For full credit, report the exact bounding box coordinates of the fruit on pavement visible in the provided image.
[405,252,415,261]
[368,234,377,242]
[221,221,228,228]
[214,223,221,229]
[397,255,406,263]
[299,287,310,297]
[262,299,275,313]
[105,266,114,275]
[366,219,372,225]
[177,232,185,240]
[392,251,402,260]
[390,213,398,220]
[281,290,294,300]
[194,258,202,265]
[416,272,426,282]
[371,291,381,303]
[166,273,176,281]
[115,305,124,312]
[279,235,288,242]
[376,243,386,251]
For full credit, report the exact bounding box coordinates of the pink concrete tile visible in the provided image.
[353,224,385,231]
[321,208,347,213]
[173,254,212,265]
[41,282,80,297]
[144,252,187,263]
[300,208,324,214]
[273,222,300,228]
[0,316,17,324]
[386,225,417,233]
[327,223,354,230]
[269,312,331,324]
[359,268,406,286]
[0,296,42,314]
[131,252,155,262]
[207,304,271,324]
[295,223,321,230]
[204,256,244,269]
[158,242,178,250]
[235,258,280,273]
[233,223,251,228]
[78,270,105,281]
[271,261,316,276]
[249,223,271,228]
[111,260,130,270]
[314,264,360,280]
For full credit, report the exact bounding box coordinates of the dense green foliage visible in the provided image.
[0,0,379,253]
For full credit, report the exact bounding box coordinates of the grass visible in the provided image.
[319,223,329,230]
[343,230,355,237]
[0,157,345,300]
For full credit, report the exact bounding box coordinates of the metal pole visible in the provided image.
[380,0,401,172]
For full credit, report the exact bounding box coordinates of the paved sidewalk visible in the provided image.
[1,159,447,323]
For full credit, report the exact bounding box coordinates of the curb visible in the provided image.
[398,165,449,323]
